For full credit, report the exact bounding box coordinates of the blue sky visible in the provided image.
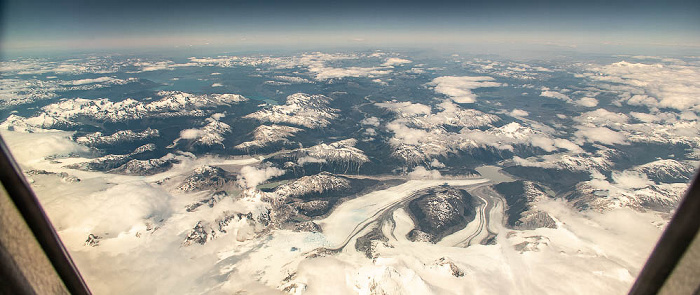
[2,0,699,53]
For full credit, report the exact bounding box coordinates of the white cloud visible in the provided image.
[177,116,232,146]
[510,109,529,117]
[626,95,658,108]
[376,101,432,117]
[274,76,314,84]
[430,159,445,168]
[566,102,696,148]
[386,122,432,145]
[68,76,118,86]
[360,117,381,127]
[0,57,121,75]
[530,136,558,152]
[527,136,582,153]
[385,119,554,165]
[134,61,197,72]
[575,126,627,145]
[540,89,571,102]
[238,166,286,189]
[429,76,502,103]
[0,130,89,164]
[382,58,412,67]
[378,100,500,134]
[408,68,425,74]
[372,79,388,86]
[211,113,226,120]
[297,156,327,165]
[680,111,699,121]
[577,109,629,126]
[407,166,442,179]
[462,59,555,80]
[630,112,658,123]
[611,171,653,189]
[511,156,558,169]
[189,52,394,82]
[586,61,700,111]
[52,182,172,235]
[312,66,391,80]
[179,129,202,139]
[300,53,393,81]
[576,97,599,107]
[530,136,556,152]
[553,138,584,153]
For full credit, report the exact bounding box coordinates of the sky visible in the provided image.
[1,0,699,53]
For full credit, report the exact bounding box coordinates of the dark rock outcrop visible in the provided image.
[493,181,556,230]
[406,186,477,243]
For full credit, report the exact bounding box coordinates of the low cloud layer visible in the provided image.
[238,166,286,189]
[574,126,627,145]
[407,166,442,179]
[429,76,502,103]
[586,61,700,111]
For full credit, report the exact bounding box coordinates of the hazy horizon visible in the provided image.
[2,0,699,56]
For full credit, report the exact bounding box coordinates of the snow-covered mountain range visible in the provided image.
[0,50,697,295]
